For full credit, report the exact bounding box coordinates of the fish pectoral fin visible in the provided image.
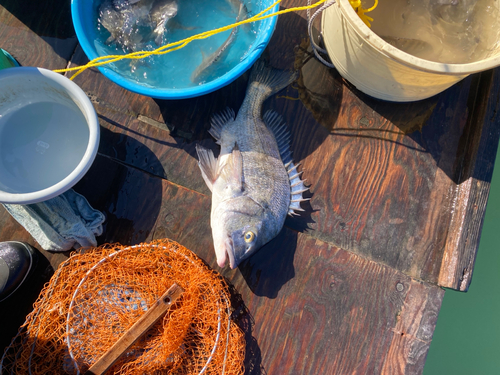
[196,144,222,192]
[220,144,243,193]
[154,32,165,46]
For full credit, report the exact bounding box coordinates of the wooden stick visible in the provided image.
[85,283,184,375]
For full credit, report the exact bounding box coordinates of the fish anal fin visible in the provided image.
[154,32,165,47]
[106,35,116,45]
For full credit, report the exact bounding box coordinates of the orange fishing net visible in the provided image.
[0,239,245,374]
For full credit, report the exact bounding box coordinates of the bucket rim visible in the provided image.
[335,0,500,75]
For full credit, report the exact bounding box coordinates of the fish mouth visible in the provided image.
[217,237,237,269]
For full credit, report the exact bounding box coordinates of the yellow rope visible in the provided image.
[54,0,328,80]
[349,0,378,27]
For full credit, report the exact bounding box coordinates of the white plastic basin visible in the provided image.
[0,67,99,204]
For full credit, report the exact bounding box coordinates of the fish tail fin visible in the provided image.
[237,3,248,22]
[247,60,298,103]
[237,3,251,32]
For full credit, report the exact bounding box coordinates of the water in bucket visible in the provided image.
[0,101,89,194]
[93,0,260,89]
[369,0,500,63]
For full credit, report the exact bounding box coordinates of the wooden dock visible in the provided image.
[1,0,499,373]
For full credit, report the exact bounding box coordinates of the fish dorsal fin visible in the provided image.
[263,110,309,216]
[263,110,293,165]
[220,143,243,194]
[209,107,235,144]
[195,144,224,192]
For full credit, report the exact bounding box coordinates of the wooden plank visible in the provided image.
[276,37,499,291]
[0,0,493,372]
[0,144,443,375]
[68,44,249,196]
[73,153,169,245]
[93,104,211,196]
[75,156,445,374]
[0,0,495,298]
[73,154,212,247]
[68,45,249,137]
[285,45,470,286]
[274,2,500,292]
[225,233,444,374]
[0,0,77,69]
[65,4,499,291]
[438,69,500,290]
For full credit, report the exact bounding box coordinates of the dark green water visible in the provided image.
[424,144,500,374]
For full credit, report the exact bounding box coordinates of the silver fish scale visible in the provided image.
[241,145,290,221]
[213,105,290,222]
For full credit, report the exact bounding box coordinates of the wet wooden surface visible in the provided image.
[1,0,499,373]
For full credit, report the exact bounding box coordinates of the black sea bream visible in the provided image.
[196,61,308,269]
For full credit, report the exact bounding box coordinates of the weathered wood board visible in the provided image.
[0,0,76,69]
[0,153,445,374]
[1,0,499,372]
[70,37,500,291]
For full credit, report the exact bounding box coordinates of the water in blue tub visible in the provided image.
[94,0,263,89]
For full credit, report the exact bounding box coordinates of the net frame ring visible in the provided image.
[65,244,232,375]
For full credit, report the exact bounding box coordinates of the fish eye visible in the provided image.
[244,231,255,243]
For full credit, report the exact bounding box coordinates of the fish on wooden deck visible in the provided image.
[196,61,309,269]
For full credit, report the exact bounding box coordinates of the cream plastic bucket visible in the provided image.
[322,0,500,102]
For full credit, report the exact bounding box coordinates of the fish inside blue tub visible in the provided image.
[93,0,262,89]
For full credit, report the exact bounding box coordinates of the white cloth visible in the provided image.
[3,189,105,251]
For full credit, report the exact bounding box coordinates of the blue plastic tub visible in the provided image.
[71,0,279,99]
